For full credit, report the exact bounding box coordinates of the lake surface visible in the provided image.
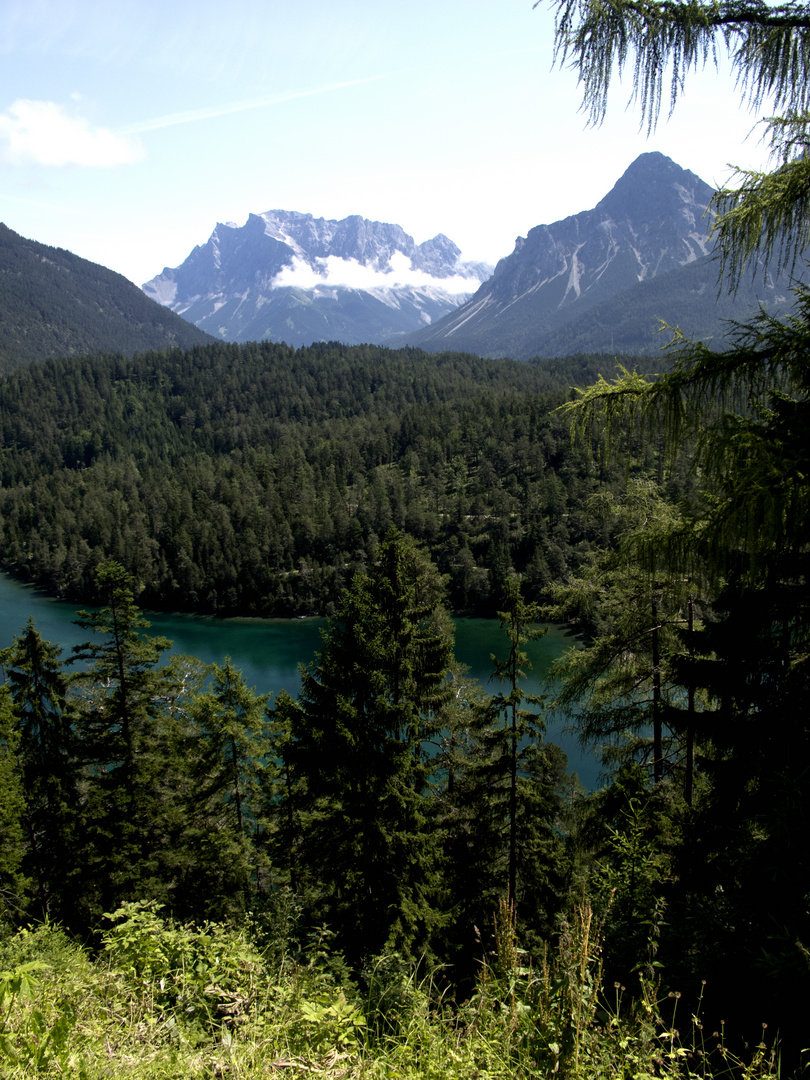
[0,571,599,788]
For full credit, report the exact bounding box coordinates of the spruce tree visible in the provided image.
[0,620,79,923]
[70,560,173,919]
[292,528,453,964]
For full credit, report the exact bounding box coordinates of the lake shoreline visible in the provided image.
[1,570,598,788]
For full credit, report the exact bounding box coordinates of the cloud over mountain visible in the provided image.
[143,210,491,346]
[272,251,482,294]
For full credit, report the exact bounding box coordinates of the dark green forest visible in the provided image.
[0,341,653,616]
[0,223,213,373]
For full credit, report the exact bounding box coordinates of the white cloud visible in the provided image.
[272,251,481,294]
[0,99,143,167]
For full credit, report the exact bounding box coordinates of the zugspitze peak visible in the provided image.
[142,210,492,347]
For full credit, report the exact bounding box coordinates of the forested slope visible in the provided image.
[0,224,214,372]
[0,341,657,615]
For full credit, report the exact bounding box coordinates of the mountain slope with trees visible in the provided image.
[0,224,214,372]
[0,341,643,616]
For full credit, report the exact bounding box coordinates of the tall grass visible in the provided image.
[0,901,788,1078]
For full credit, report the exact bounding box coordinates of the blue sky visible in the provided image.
[0,0,769,287]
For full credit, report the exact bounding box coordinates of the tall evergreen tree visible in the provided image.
[0,620,78,923]
[540,0,810,1053]
[438,582,569,982]
[490,577,548,904]
[291,528,454,964]
[0,686,28,919]
[70,560,173,919]
[266,689,306,895]
[546,484,701,789]
[183,659,270,919]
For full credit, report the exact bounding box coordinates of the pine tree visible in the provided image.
[70,560,173,918]
[291,528,454,964]
[0,620,79,923]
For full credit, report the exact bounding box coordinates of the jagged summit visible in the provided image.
[143,210,491,346]
[404,152,750,358]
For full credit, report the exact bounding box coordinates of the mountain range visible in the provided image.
[404,152,795,358]
[2,152,801,371]
[142,212,491,347]
[145,152,798,358]
[0,223,213,373]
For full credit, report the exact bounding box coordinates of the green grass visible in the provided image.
[0,901,783,1079]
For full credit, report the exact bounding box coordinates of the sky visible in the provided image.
[0,0,773,289]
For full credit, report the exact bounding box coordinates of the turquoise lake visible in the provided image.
[0,571,599,788]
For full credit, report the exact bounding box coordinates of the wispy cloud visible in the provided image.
[0,99,143,167]
[120,77,380,135]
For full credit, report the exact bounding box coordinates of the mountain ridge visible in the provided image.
[402,152,796,358]
[143,210,491,346]
[0,223,214,372]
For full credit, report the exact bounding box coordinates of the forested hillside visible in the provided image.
[0,341,653,615]
[0,224,214,373]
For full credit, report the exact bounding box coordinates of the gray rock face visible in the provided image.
[407,152,728,357]
[143,211,491,346]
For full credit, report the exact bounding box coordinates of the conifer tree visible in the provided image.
[70,560,173,918]
[292,528,453,964]
[266,689,306,894]
[0,686,28,919]
[184,659,270,918]
[546,484,701,789]
[435,663,503,981]
[439,583,569,980]
[0,620,78,922]
[539,0,810,1050]
[490,577,548,903]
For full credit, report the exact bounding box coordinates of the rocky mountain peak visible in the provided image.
[143,209,491,347]
[405,152,737,358]
[595,151,714,225]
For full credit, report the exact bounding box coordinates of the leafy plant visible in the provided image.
[101,899,263,1033]
[0,959,86,1077]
